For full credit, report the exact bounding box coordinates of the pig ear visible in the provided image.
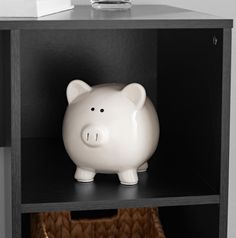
[121,83,146,110]
[66,80,92,104]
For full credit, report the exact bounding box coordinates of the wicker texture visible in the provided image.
[31,208,166,238]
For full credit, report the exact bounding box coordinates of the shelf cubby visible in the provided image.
[21,204,220,238]
[20,28,223,212]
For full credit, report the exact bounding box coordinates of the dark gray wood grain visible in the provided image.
[219,28,232,238]
[0,31,10,147]
[0,5,233,29]
[3,32,11,147]
[21,195,220,214]
[0,32,3,145]
[10,30,21,238]
[4,147,12,238]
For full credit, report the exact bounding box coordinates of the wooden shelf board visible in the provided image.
[21,138,219,213]
[0,5,233,29]
[21,195,219,213]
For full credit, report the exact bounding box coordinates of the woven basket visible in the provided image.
[31,208,166,238]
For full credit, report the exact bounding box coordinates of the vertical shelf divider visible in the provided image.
[10,29,21,238]
[219,28,232,238]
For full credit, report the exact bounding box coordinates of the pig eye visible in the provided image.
[100,109,104,113]
[91,107,95,111]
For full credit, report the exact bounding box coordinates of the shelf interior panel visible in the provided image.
[159,204,219,238]
[21,138,219,213]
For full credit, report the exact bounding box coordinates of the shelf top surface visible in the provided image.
[21,139,219,213]
[0,5,233,29]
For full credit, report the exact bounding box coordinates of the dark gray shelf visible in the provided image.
[0,5,233,29]
[21,139,219,213]
[21,195,220,214]
[0,6,232,237]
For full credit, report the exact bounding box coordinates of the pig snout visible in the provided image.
[81,125,109,147]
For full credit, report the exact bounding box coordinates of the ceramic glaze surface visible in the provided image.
[63,80,160,185]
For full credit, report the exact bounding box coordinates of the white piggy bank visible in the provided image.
[63,80,160,185]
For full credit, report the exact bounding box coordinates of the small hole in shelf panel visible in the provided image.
[70,209,118,221]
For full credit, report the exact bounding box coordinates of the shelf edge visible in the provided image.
[21,195,220,213]
[0,19,233,30]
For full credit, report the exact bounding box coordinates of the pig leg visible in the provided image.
[118,169,138,185]
[74,167,95,183]
[138,162,148,172]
